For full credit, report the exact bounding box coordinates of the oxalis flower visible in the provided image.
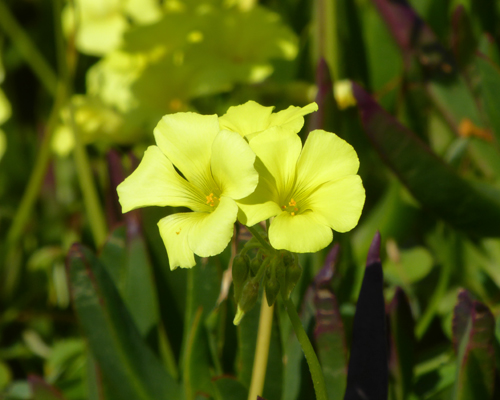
[219,100,318,140]
[238,129,365,253]
[117,112,258,269]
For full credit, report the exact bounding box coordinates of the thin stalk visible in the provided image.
[5,84,64,247]
[0,0,57,95]
[246,225,276,255]
[283,295,328,400]
[68,105,108,247]
[247,301,274,400]
[415,248,453,339]
[54,0,107,247]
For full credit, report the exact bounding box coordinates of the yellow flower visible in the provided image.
[219,100,318,140]
[238,129,365,252]
[117,112,258,269]
[334,80,356,110]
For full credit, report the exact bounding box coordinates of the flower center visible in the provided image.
[281,198,299,216]
[206,192,220,209]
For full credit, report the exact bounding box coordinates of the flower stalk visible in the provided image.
[247,300,274,400]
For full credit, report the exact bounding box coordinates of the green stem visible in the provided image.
[5,84,64,248]
[314,0,338,79]
[415,246,453,339]
[246,225,276,255]
[68,105,108,247]
[283,295,328,400]
[0,0,57,95]
[54,0,107,247]
[247,300,274,400]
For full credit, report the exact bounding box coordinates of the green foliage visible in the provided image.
[1,0,500,399]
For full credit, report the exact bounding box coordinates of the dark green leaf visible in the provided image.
[353,82,500,237]
[477,55,500,145]
[213,377,248,400]
[99,224,160,337]
[312,245,347,400]
[67,244,180,400]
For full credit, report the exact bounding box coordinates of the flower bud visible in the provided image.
[238,279,259,315]
[264,273,280,307]
[232,254,250,303]
[250,256,262,276]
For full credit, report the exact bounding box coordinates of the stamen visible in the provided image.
[289,198,297,207]
[206,193,219,208]
[291,212,295,216]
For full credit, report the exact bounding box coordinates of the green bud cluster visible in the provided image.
[232,245,302,324]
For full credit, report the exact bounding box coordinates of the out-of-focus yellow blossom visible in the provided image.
[62,0,162,56]
[0,88,11,126]
[334,80,357,110]
[0,129,6,161]
[238,129,365,253]
[219,100,318,140]
[52,96,147,157]
[86,2,298,133]
[0,55,11,162]
[117,112,258,270]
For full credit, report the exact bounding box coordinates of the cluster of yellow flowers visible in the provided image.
[118,101,365,269]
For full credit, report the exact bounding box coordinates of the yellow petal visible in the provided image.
[211,130,258,200]
[117,146,207,213]
[306,175,365,233]
[295,130,359,195]
[218,101,317,140]
[154,112,219,194]
[268,211,333,253]
[267,102,318,134]
[188,196,238,258]
[218,101,274,137]
[236,158,282,226]
[158,213,197,270]
[249,127,301,199]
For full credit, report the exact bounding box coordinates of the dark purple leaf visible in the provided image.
[450,5,477,68]
[452,290,495,399]
[29,376,67,400]
[344,232,387,400]
[371,0,455,74]
[308,58,339,135]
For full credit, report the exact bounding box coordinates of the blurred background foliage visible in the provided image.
[0,0,500,399]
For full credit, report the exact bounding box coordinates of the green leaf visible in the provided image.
[353,83,500,237]
[452,290,495,400]
[312,246,347,400]
[477,55,500,145]
[181,259,224,400]
[99,224,159,337]
[384,245,434,287]
[67,244,181,400]
[29,376,66,400]
[213,377,248,400]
